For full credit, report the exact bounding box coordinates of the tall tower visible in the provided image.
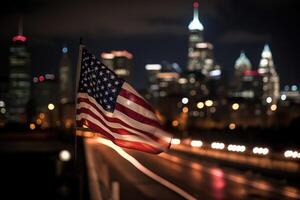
[59,46,73,104]
[234,51,252,90]
[8,19,31,123]
[234,51,252,76]
[187,1,216,76]
[258,44,280,105]
[59,46,74,128]
[187,1,204,72]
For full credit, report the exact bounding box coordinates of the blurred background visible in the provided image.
[0,0,300,199]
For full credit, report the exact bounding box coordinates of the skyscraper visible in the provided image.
[258,44,280,105]
[32,74,58,128]
[234,51,252,89]
[59,46,73,104]
[8,23,31,123]
[59,46,74,128]
[187,1,217,76]
[234,51,252,76]
[100,50,133,82]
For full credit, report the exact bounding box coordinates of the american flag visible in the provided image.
[76,48,172,154]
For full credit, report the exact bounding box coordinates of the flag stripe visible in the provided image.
[115,103,162,128]
[76,115,164,152]
[119,88,156,113]
[77,94,160,134]
[77,118,114,141]
[76,106,168,146]
[77,95,171,145]
[77,120,160,153]
[116,95,157,120]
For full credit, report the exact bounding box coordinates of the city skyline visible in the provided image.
[0,0,299,90]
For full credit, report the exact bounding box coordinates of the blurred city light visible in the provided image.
[284,150,300,159]
[253,147,269,155]
[232,103,240,110]
[291,85,298,91]
[178,78,187,84]
[29,123,36,130]
[266,97,272,104]
[145,64,162,71]
[227,144,246,152]
[171,138,181,145]
[39,75,45,82]
[259,58,268,67]
[229,123,236,130]
[12,35,27,42]
[211,142,225,150]
[182,107,189,113]
[39,113,45,119]
[181,97,189,104]
[62,47,68,53]
[64,119,73,128]
[36,118,42,125]
[0,108,6,114]
[190,140,203,147]
[210,107,216,113]
[281,94,287,101]
[270,104,277,111]
[48,103,55,110]
[205,100,213,107]
[197,102,204,109]
[59,150,71,162]
[209,69,221,77]
[172,120,179,127]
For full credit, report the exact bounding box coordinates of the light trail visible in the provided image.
[96,138,197,200]
[159,151,300,199]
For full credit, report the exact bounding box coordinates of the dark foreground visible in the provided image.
[0,131,88,200]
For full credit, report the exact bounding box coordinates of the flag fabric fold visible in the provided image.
[76,47,172,154]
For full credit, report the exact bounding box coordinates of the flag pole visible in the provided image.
[74,37,85,162]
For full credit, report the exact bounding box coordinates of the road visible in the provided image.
[86,138,300,200]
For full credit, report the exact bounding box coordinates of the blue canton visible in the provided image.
[78,48,124,112]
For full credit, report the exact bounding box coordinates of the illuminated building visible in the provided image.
[59,46,73,104]
[0,77,8,124]
[280,85,300,103]
[58,46,75,128]
[231,52,263,99]
[101,51,133,82]
[258,44,280,105]
[7,23,31,123]
[231,70,263,99]
[145,64,162,99]
[234,52,252,77]
[146,62,181,99]
[187,1,219,77]
[32,74,59,127]
[145,62,182,123]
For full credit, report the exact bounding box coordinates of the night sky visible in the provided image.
[1,0,300,89]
